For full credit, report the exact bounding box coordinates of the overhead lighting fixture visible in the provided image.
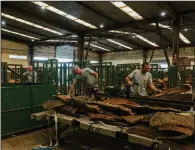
[109,30,158,47]
[150,23,172,30]
[41,6,46,9]
[45,40,77,42]
[1,13,62,35]
[1,20,6,25]
[31,39,34,42]
[111,2,143,20]
[107,39,132,50]
[179,33,191,44]
[1,28,39,40]
[133,33,159,47]
[109,30,129,34]
[161,12,166,16]
[100,24,104,28]
[184,28,188,31]
[150,23,191,44]
[70,35,78,38]
[89,43,110,51]
[32,2,97,29]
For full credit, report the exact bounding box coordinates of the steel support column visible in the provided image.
[156,23,170,66]
[73,49,76,63]
[143,50,148,63]
[85,35,92,60]
[77,34,84,61]
[99,52,102,63]
[28,42,34,65]
[149,49,155,63]
[172,15,180,65]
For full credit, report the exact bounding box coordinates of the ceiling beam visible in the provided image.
[97,41,121,51]
[155,2,177,20]
[156,23,170,66]
[86,33,145,48]
[1,34,30,45]
[36,33,73,42]
[84,15,172,34]
[77,2,119,24]
[6,23,49,38]
[180,24,195,29]
[121,25,172,44]
[2,3,77,34]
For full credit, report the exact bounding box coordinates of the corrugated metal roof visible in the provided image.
[2,32,30,42]
[170,2,195,12]
[1,17,53,38]
[111,39,139,49]
[46,1,116,28]
[1,1,195,51]
[80,1,135,23]
[87,41,115,51]
[4,1,88,32]
[125,2,163,19]
[2,25,45,39]
[1,8,69,35]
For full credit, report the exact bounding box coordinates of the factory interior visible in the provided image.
[1,1,195,150]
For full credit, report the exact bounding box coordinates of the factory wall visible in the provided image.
[1,39,99,68]
[102,47,195,66]
[34,45,56,59]
[102,50,143,65]
[1,39,29,67]
[74,49,99,62]
[56,45,99,63]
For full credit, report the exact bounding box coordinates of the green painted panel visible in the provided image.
[32,85,56,106]
[1,87,31,110]
[1,84,56,136]
[2,109,31,136]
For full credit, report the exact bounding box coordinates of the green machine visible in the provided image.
[1,60,58,137]
[114,63,140,86]
[90,62,113,90]
[57,61,90,95]
[168,65,195,88]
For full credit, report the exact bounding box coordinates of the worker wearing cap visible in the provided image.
[125,62,161,96]
[22,65,37,83]
[69,65,99,97]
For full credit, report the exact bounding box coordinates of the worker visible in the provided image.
[69,65,99,97]
[22,65,37,83]
[125,62,161,96]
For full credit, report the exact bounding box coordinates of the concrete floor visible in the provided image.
[2,128,150,150]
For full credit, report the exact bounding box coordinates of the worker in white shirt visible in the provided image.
[126,62,161,96]
[22,65,37,83]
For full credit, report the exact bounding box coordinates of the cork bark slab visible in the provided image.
[42,100,65,110]
[150,112,194,129]
[153,86,190,97]
[122,115,144,124]
[159,125,194,136]
[98,101,134,116]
